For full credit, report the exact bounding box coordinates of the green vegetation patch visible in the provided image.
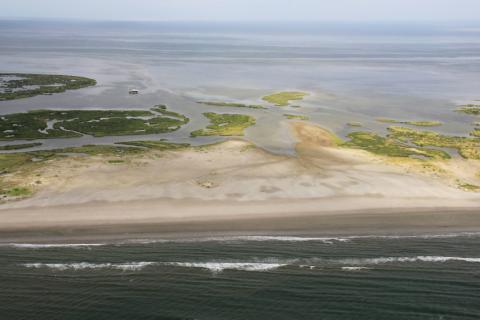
[191,113,256,137]
[283,114,309,120]
[5,187,32,197]
[0,153,34,174]
[342,131,450,159]
[262,91,308,106]
[376,118,442,127]
[108,160,125,164]
[0,107,189,140]
[198,101,266,109]
[34,144,145,157]
[0,73,96,101]
[0,143,42,150]
[117,140,190,151]
[458,183,480,192]
[387,126,480,160]
[347,122,363,127]
[471,129,480,137]
[457,104,480,115]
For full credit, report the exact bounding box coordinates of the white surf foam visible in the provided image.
[163,262,287,273]
[338,256,480,265]
[5,243,106,249]
[344,232,480,241]
[120,232,480,245]
[341,267,370,271]
[21,262,156,271]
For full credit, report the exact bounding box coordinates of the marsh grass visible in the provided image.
[376,118,442,127]
[191,113,256,137]
[0,143,42,150]
[0,73,96,101]
[198,102,266,109]
[343,131,451,159]
[0,107,189,140]
[387,126,480,160]
[117,140,190,150]
[283,114,309,120]
[457,105,480,115]
[262,91,308,106]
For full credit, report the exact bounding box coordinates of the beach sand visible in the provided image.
[0,122,479,241]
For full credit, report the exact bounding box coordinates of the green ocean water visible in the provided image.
[1,233,480,319]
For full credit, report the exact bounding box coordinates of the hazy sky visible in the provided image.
[2,0,480,22]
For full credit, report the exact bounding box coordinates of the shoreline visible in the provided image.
[0,198,479,243]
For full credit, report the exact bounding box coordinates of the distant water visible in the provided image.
[1,232,480,319]
[1,21,480,153]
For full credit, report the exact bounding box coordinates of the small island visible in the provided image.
[0,73,96,100]
[262,91,308,106]
[457,104,480,115]
[376,118,442,127]
[191,112,256,137]
[198,101,266,109]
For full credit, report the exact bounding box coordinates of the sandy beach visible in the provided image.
[0,122,479,241]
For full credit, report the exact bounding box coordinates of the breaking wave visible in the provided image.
[5,232,480,249]
[335,256,480,265]
[22,262,156,271]
[4,243,106,249]
[341,267,370,271]
[162,262,287,273]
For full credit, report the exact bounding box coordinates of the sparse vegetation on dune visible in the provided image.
[198,101,266,109]
[0,73,96,101]
[191,112,256,137]
[262,91,308,106]
[458,182,480,192]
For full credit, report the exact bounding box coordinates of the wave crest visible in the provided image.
[22,262,155,271]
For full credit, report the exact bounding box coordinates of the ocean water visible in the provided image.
[1,233,480,319]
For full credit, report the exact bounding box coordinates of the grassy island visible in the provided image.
[284,114,309,120]
[262,91,308,106]
[343,131,451,159]
[0,106,189,140]
[0,73,96,101]
[376,118,442,127]
[457,104,480,115]
[387,126,480,160]
[198,101,266,109]
[191,113,256,137]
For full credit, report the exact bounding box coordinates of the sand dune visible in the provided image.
[0,122,479,235]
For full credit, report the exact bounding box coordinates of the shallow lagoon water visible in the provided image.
[1,21,480,154]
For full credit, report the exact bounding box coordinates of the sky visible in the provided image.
[2,0,480,22]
